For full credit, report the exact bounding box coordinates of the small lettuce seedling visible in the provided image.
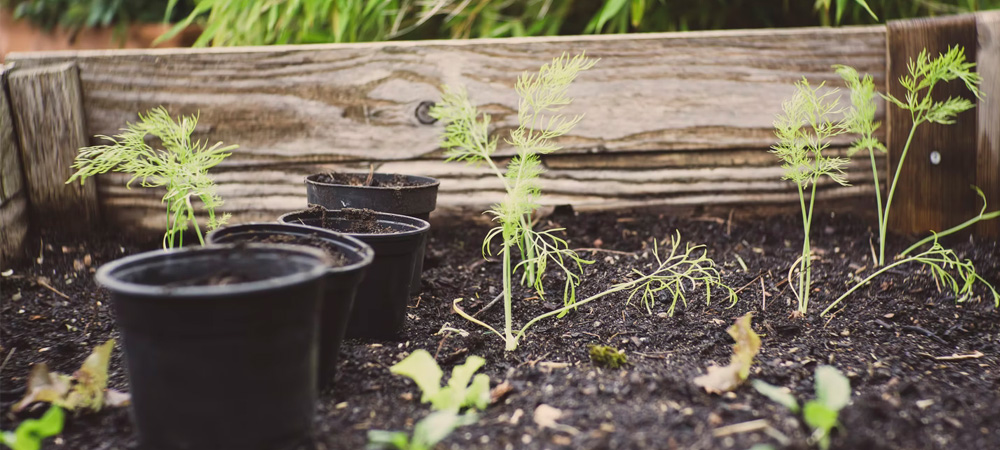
[753,365,851,450]
[368,350,490,450]
[389,349,491,413]
[67,107,236,248]
[1,406,63,450]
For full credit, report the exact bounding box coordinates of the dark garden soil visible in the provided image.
[314,172,414,188]
[2,209,999,450]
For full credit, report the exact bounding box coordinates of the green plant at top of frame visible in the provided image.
[66,107,235,248]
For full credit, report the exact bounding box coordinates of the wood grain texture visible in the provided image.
[3,27,888,234]
[7,62,99,230]
[1,65,29,267]
[887,15,979,235]
[976,11,1000,237]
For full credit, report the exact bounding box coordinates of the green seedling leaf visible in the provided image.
[803,401,840,450]
[1,406,64,450]
[751,380,800,413]
[694,312,761,394]
[367,411,477,450]
[391,350,490,413]
[411,411,477,449]
[390,350,443,404]
[814,365,851,412]
[12,340,127,412]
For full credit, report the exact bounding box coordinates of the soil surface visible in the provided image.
[2,210,998,450]
[313,172,414,188]
[224,232,349,267]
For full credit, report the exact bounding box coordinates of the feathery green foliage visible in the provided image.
[431,53,597,351]
[625,232,736,316]
[770,79,851,314]
[66,107,235,248]
[823,236,999,316]
[874,45,981,266]
[901,186,1000,257]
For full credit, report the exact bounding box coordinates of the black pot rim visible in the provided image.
[205,222,375,274]
[278,208,430,238]
[95,243,331,298]
[304,172,440,191]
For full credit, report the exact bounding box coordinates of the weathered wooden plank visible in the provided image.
[887,15,981,236]
[94,148,882,233]
[5,26,886,163]
[1,65,29,267]
[7,62,100,230]
[976,11,1000,237]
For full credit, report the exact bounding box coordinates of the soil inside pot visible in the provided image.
[313,172,414,188]
[299,207,396,234]
[2,210,998,450]
[229,233,349,267]
[161,270,259,287]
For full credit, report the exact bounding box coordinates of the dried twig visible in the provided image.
[37,278,70,300]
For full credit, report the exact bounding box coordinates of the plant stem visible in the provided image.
[880,122,919,266]
[802,180,817,314]
[502,239,516,351]
[869,147,884,265]
[900,210,1000,257]
[516,274,640,338]
[820,256,917,316]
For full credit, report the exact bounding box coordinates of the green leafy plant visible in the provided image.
[693,312,761,394]
[852,45,982,267]
[770,78,851,315]
[66,107,235,248]
[900,186,1000,258]
[3,0,191,34]
[367,349,488,450]
[367,411,477,450]
[822,235,999,315]
[387,349,490,413]
[430,52,597,351]
[1,406,64,450]
[588,344,627,369]
[753,365,851,450]
[12,340,129,412]
[159,0,402,46]
[455,232,737,350]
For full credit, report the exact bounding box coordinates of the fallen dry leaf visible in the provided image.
[12,339,128,412]
[694,312,762,394]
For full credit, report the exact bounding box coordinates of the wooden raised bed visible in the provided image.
[1,12,998,267]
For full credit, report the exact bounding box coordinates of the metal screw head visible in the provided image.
[415,101,437,124]
[930,151,941,165]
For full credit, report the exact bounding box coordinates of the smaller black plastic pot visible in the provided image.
[305,172,439,294]
[206,223,374,384]
[97,244,331,450]
[279,207,430,339]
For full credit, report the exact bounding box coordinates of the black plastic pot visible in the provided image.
[206,223,374,384]
[305,172,439,293]
[279,208,430,339]
[96,244,331,450]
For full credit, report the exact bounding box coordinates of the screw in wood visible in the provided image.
[415,101,437,124]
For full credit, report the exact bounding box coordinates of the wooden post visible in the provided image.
[1,65,29,267]
[7,62,99,231]
[887,13,999,237]
[976,11,1000,237]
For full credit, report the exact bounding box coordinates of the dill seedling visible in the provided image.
[770,79,851,315]
[843,46,982,266]
[66,108,236,248]
[431,53,597,351]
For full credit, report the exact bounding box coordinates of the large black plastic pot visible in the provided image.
[206,223,374,384]
[279,208,430,339]
[96,244,331,450]
[305,172,439,293]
